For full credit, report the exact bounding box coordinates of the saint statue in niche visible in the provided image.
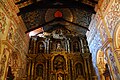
[75,63,83,80]
[73,42,79,52]
[57,42,61,49]
[38,43,44,53]
[58,74,63,80]
[36,64,43,77]
[56,41,64,51]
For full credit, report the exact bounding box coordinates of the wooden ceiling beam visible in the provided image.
[15,0,28,5]
[17,1,95,16]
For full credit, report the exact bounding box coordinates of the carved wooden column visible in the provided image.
[82,53,90,80]
[27,59,32,80]
[31,60,35,80]
[67,38,70,53]
[84,36,89,53]
[71,59,74,80]
[45,39,48,54]
[29,38,34,54]
[70,40,73,53]
[87,58,92,80]
[80,38,84,53]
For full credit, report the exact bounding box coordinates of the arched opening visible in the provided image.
[7,66,14,80]
[75,63,84,79]
[53,55,66,71]
[113,22,120,65]
[36,64,43,77]
[73,41,80,52]
[35,64,44,80]
[113,22,120,48]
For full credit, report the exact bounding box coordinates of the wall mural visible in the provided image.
[86,15,103,79]
[99,21,108,41]
[105,0,120,36]
[21,9,47,29]
[95,10,101,25]
[101,0,110,13]
[73,9,92,28]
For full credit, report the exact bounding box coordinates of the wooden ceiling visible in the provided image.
[15,0,98,36]
[16,0,98,15]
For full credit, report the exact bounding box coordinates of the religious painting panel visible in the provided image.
[96,50,107,80]
[97,50,106,67]
[53,55,66,71]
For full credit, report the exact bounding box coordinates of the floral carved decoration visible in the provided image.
[7,23,14,43]
[101,0,110,12]
[100,22,108,41]
[0,12,6,34]
[105,1,120,35]
[0,48,7,79]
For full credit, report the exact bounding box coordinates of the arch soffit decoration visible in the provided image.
[113,20,120,49]
[73,62,84,69]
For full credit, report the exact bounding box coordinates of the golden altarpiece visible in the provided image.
[26,28,97,80]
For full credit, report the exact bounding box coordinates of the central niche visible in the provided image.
[53,55,66,71]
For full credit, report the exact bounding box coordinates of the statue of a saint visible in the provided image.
[58,74,62,80]
[36,76,43,80]
[57,42,61,49]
